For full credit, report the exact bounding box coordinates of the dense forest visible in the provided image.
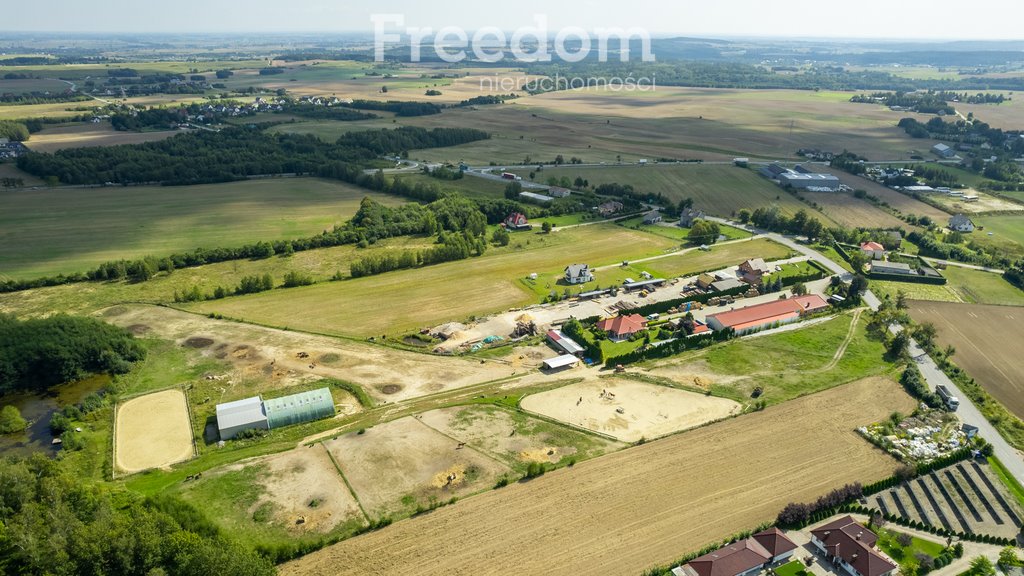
[0,314,145,395]
[0,454,275,576]
[16,126,489,186]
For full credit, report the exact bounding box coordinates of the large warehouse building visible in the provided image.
[215,387,335,440]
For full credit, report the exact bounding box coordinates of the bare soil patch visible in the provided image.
[253,445,364,534]
[115,389,193,473]
[103,305,518,404]
[521,378,742,442]
[418,405,623,467]
[183,336,214,349]
[324,417,511,518]
[282,377,914,576]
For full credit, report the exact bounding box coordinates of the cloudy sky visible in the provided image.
[7,0,1023,39]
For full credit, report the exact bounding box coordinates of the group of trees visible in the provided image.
[776,483,863,528]
[746,207,826,240]
[16,125,489,187]
[110,107,188,131]
[0,455,275,576]
[851,91,956,115]
[687,219,721,245]
[0,120,30,141]
[0,314,145,395]
[349,230,487,278]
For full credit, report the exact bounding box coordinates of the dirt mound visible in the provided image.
[102,306,128,317]
[431,464,468,489]
[518,447,561,463]
[126,324,150,335]
[318,353,341,364]
[183,337,215,349]
[379,384,403,395]
[231,344,261,360]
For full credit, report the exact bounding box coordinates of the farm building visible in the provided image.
[679,207,706,228]
[519,191,554,204]
[710,278,746,292]
[542,354,579,371]
[949,214,975,232]
[503,212,531,231]
[810,516,897,576]
[547,329,585,356]
[738,258,771,285]
[860,241,886,260]
[595,314,647,341]
[932,143,955,158]
[760,163,791,179]
[777,171,841,191]
[696,274,717,290]
[706,295,828,334]
[870,261,913,275]
[623,278,667,292]
[643,210,663,224]
[548,186,572,198]
[263,388,335,430]
[215,396,269,440]
[673,528,798,576]
[565,264,594,284]
[215,388,335,440]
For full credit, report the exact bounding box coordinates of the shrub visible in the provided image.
[0,405,27,434]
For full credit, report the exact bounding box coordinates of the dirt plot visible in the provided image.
[324,417,511,518]
[282,377,914,576]
[800,191,906,229]
[115,389,193,473]
[521,378,742,442]
[103,305,517,404]
[908,302,1024,421]
[417,405,623,467]
[252,445,364,534]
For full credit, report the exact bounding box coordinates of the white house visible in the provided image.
[564,264,594,284]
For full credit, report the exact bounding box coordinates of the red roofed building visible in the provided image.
[595,314,647,341]
[810,516,897,576]
[674,529,798,576]
[859,241,886,260]
[707,294,829,334]
[503,212,531,231]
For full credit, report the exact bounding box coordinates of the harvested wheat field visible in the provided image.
[282,377,914,576]
[115,389,193,473]
[325,417,512,518]
[908,301,1024,420]
[521,378,742,442]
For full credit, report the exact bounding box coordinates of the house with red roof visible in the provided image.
[595,314,647,341]
[673,528,798,576]
[859,241,886,260]
[810,516,897,576]
[503,212,531,231]
[706,294,829,334]
[739,258,772,285]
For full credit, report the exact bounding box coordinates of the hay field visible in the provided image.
[800,191,907,229]
[282,377,914,576]
[521,379,741,442]
[24,122,179,152]
[0,177,405,279]
[908,301,1024,420]
[115,389,193,473]
[515,164,835,223]
[190,224,678,337]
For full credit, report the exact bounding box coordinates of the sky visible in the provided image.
[6,0,1024,40]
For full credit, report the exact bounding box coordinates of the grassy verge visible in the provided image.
[987,456,1024,509]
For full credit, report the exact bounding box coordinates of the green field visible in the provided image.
[189,224,679,336]
[387,172,510,201]
[187,226,792,338]
[875,528,946,576]
[663,312,893,405]
[616,216,753,242]
[973,215,1024,261]
[513,164,838,225]
[873,266,1024,307]
[0,177,406,280]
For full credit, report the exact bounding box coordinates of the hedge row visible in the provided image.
[868,270,948,285]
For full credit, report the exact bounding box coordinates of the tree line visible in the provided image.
[0,314,145,395]
[16,125,489,186]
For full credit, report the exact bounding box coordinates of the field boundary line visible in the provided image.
[322,442,371,523]
[180,383,199,460]
[409,414,515,469]
[110,400,121,481]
